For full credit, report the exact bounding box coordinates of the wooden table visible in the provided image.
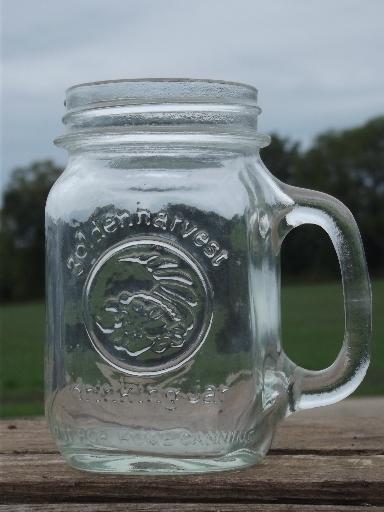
[1,398,383,511]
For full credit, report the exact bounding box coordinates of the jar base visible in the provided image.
[63,448,266,475]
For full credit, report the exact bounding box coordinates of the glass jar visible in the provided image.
[46,79,371,474]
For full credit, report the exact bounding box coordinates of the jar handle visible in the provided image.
[278,185,371,411]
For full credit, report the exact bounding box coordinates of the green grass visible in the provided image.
[281,279,383,396]
[1,280,383,417]
[0,302,45,417]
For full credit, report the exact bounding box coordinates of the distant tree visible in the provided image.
[295,116,384,275]
[261,133,300,183]
[1,117,383,302]
[260,118,384,279]
[260,134,336,281]
[0,160,62,301]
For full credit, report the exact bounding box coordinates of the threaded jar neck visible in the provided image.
[55,78,270,151]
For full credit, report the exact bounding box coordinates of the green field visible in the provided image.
[1,280,383,417]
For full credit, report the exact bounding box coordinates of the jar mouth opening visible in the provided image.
[65,78,259,112]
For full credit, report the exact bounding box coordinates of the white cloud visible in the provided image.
[2,0,384,187]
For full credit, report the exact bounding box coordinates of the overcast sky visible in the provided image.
[2,0,383,190]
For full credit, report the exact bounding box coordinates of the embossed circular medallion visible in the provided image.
[83,236,213,376]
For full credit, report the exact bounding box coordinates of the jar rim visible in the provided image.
[66,77,258,94]
[58,78,268,151]
[65,78,258,112]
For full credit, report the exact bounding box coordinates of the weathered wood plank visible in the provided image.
[273,397,384,454]
[1,504,383,511]
[0,419,57,454]
[1,398,383,455]
[1,453,383,505]
[1,399,383,507]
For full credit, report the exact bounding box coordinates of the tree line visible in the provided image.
[1,116,383,302]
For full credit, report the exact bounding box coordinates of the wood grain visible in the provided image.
[1,453,383,505]
[1,505,384,512]
[1,398,383,509]
[1,398,383,455]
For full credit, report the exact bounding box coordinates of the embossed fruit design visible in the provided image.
[95,249,199,358]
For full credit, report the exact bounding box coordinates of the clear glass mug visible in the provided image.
[45,79,371,474]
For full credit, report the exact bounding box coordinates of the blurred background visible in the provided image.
[1,0,383,417]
